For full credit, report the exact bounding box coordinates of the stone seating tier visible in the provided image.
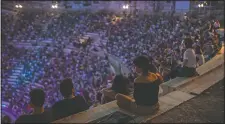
[54,50,224,123]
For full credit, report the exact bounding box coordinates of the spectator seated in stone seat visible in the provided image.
[102,75,131,104]
[51,78,89,121]
[176,38,199,77]
[15,88,51,123]
[115,56,163,115]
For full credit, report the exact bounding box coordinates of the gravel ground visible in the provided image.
[151,79,224,123]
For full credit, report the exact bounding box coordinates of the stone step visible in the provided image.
[7,78,17,82]
[31,85,37,89]
[9,75,18,79]
[54,90,195,123]
[8,81,16,85]
[11,85,16,88]
[13,70,22,73]
[12,73,20,76]
[34,83,44,89]
[101,40,107,42]
[197,54,224,75]
[12,69,21,72]
[15,67,23,70]
[141,91,195,123]
[16,89,21,93]
[14,66,23,69]
[24,81,30,84]
[180,64,224,95]
[86,33,98,36]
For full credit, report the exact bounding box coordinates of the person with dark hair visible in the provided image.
[111,75,130,95]
[15,88,50,123]
[195,45,205,67]
[51,78,89,121]
[102,75,130,104]
[177,38,198,77]
[115,56,163,115]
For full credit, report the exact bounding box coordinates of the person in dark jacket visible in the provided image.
[15,89,51,123]
[51,78,89,121]
[115,56,163,115]
[102,75,130,104]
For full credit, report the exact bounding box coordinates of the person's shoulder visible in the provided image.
[72,95,85,102]
[17,113,51,123]
[52,100,65,109]
[134,73,159,84]
[15,115,31,123]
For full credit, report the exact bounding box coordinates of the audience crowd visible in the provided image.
[1,9,222,123]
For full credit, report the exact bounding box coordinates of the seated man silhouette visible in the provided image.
[15,89,50,123]
[52,78,89,121]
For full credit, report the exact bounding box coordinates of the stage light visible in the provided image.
[122,4,129,9]
[126,5,129,9]
[200,4,204,7]
[15,4,23,8]
[198,4,204,8]
[51,4,58,9]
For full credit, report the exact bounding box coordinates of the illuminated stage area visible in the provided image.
[1,1,224,123]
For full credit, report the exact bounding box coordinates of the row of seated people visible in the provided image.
[13,55,162,123]
[13,37,216,123]
[1,44,112,118]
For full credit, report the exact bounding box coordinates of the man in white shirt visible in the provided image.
[183,46,196,68]
[178,38,198,77]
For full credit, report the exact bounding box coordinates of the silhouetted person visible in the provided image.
[102,75,130,103]
[52,78,89,121]
[15,89,50,123]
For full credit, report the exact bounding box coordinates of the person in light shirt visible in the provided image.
[178,38,199,77]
